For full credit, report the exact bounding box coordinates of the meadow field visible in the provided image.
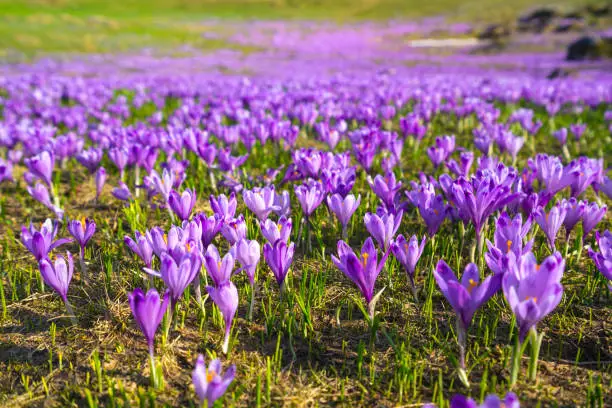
[0,1,611,407]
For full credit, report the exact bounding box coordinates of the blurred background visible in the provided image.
[0,0,610,78]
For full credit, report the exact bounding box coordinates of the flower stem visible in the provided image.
[306,218,312,254]
[456,320,469,387]
[63,299,78,326]
[296,218,304,248]
[149,347,158,389]
[528,328,543,382]
[408,273,419,303]
[510,335,522,387]
[222,327,230,355]
[79,250,88,283]
[134,167,141,198]
[209,169,217,192]
[249,283,256,321]
[342,224,348,241]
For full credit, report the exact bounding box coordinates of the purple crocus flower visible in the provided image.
[534,203,567,251]
[260,216,292,244]
[243,186,278,221]
[195,213,223,248]
[38,251,74,303]
[570,157,603,197]
[331,237,390,320]
[502,251,564,341]
[295,180,325,217]
[445,392,520,408]
[321,167,356,197]
[364,211,403,251]
[24,150,54,187]
[273,189,291,217]
[485,212,533,275]
[76,147,103,173]
[582,202,607,240]
[109,147,129,179]
[0,158,14,183]
[553,128,567,145]
[128,288,170,356]
[95,167,107,201]
[562,198,586,238]
[145,169,175,203]
[206,281,239,354]
[232,239,260,285]
[21,219,72,261]
[27,182,53,209]
[263,240,295,290]
[391,234,426,300]
[221,215,247,245]
[153,251,202,307]
[327,193,361,239]
[447,174,518,248]
[434,260,502,370]
[67,217,96,258]
[192,355,236,408]
[588,230,612,288]
[168,188,197,222]
[427,146,447,168]
[124,231,154,268]
[210,193,237,223]
[533,154,577,195]
[570,123,586,140]
[447,152,474,178]
[204,244,235,287]
[112,182,133,202]
[368,172,401,210]
[599,176,612,200]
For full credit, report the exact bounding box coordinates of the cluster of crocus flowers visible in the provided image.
[21,219,72,262]
[204,245,239,354]
[232,238,261,320]
[502,251,564,384]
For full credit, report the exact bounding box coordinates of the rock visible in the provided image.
[565,35,612,61]
[553,18,585,33]
[546,68,571,79]
[566,36,598,60]
[477,24,512,42]
[518,7,558,33]
[586,4,611,17]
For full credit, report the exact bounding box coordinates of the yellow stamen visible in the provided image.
[468,279,477,294]
[218,261,222,270]
[81,216,87,229]
[186,242,191,252]
[206,370,216,383]
[163,234,167,244]
[433,209,439,215]
[277,224,282,232]
[525,296,538,303]
[362,252,369,267]
[535,264,541,271]
[506,240,512,253]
